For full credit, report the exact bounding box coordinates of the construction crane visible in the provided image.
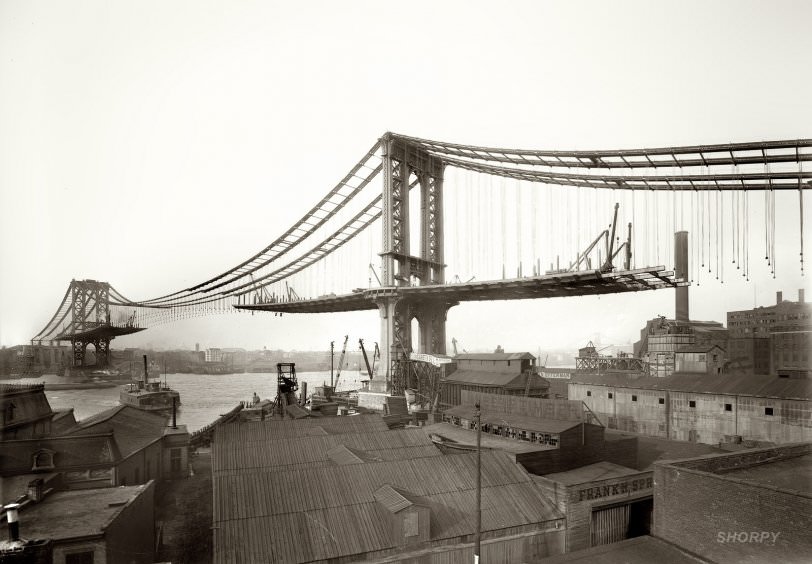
[333,335,349,390]
[358,339,380,380]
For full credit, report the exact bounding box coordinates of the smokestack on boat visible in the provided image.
[143,355,149,384]
[172,396,178,429]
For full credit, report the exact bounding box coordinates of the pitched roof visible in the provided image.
[443,370,549,390]
[455,352,535,361]
[569,372,811,401]
[444,405,581,434]
[65,405,169,459]
[0,434,120,476]
[213,413,388,445]
[212,451,563,563]
[212,428,441,473]
[373,484,425,513]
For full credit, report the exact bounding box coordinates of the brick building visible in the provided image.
[727,288,811,375]
[653,442,811,564]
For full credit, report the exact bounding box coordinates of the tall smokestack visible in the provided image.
[799,289,805,303]
[777,291,783,305]
[143,355,149,384]
[674,231,689,322]
[5,503,20,541]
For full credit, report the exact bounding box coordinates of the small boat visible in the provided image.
[119,355,180,413]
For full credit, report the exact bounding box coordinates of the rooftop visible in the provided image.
[443,369,549,390]
[423,422,556,455]
[213,413,389,445]
[212,428,442,473]
[65,405,171,458]
[569,372,811,400]
[444,404,581,433]
[455,352,535,361]
[661,442,812,496]
[9,483,151,541]
[606,431,725,471]
[543,461,643,486]
[213,450,563,563]
[538,535,709,564]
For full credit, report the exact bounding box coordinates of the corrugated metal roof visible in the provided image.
[455,352,536,361]
[327,444,365,465]
[374,484,418,513]
[212,450,563,564]
[443,370,549,389]
[213,413,389,445]
[444,404,581,433]
[212,428,441,473]
[569,372,811,400]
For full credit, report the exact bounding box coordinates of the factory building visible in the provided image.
[727,288,811,375]
[569,372,811,445]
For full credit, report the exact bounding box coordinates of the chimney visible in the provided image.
[26,479,43,503]
[777,291,783,305]
[800,289,805,304]
[171,397,177,429]
[674,231,689,322]
[5,503,20,541]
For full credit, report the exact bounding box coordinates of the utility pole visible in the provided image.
[474,401,481,563]
[330,341,335,388]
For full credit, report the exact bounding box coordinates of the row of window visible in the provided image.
[583,390,777,415]
[444,415,560,446]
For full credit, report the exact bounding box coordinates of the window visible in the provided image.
[31,449,55,471]
[658,398,665,405]
[632,395,638,402]
[403,512,419,537]
[66,550,94,564]
[689,400,696,408]
[587,390,592,397]
[608,392,613,399]
[2,402,15,424]
[765,407,774,416]
[725,403,732,412]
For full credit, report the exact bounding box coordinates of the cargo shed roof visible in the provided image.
[212,451,563,563]
[569,372,811,400]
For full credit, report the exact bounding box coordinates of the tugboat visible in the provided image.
[119,355,180,413]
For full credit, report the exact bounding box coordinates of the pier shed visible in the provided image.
[212,450,565,563]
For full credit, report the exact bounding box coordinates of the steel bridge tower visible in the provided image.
[377,133,457,392]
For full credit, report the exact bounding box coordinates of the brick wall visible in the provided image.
[517,435,637,476]
[653,446,812,564]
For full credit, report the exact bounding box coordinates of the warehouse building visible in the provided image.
[439,352,550,407]
[569,372,811,445]
[212,414,567,563]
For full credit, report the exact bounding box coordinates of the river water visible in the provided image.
[17,370,366,432]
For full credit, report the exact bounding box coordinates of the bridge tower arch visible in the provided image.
[377,134,453,392]
[68,279,112,368]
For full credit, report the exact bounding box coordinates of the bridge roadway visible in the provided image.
[234,266,682,314]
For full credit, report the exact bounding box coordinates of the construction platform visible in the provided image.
[235,266,683,314]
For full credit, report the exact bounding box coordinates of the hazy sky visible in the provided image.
[1,1,810,353]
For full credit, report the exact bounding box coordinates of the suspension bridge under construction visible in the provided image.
[31,132,811,394]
